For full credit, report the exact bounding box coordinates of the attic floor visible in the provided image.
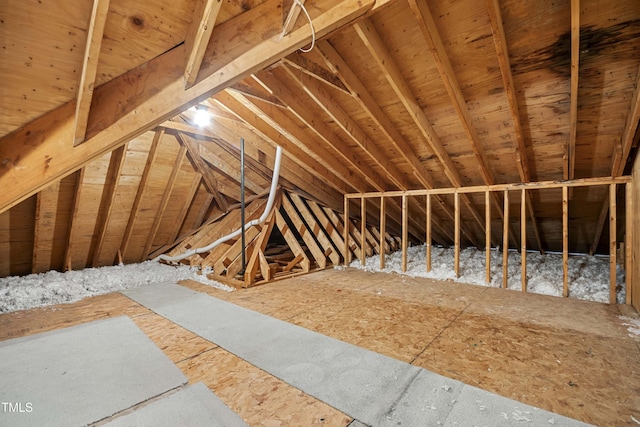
[1,268,638,426]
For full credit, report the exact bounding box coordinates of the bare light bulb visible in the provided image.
[193,108,211,127]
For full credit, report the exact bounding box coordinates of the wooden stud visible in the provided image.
[426,194,432,272]
[502,189,509,289]
[521,188,527,292]
[289,193,340,265]
[454,191,460,278]
[281,194,327,269]
[609,183,617,304]
[563,186,569,297]
[361,198,366,266]
[74,0,110,145]
[275,209,310,272]
[379,196,386,269]
[305,199,347,260]
[485,191,491,284]
[243,207,277,284]
[626,183,633,305]
[344,197,350,265]
[402,195,408,273]
[64,169,86,271]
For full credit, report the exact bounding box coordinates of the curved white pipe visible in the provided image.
[153,146,283,264]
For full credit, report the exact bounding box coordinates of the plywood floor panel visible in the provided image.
[1,268,638,426]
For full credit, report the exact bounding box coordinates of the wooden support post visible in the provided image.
[563,186,569,297]
[426,194,432,272]
[361,198,366,266]
[485,190,491,284]
[502,189,509,289]
[521,188,527,292]
[402,195,408,273]
[610,183,617,304]
[344,197,350,266]
[380,196,386,270]
[454,191,460,278]
[626,182,633,305]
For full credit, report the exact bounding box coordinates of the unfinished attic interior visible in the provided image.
[1,0,640,425]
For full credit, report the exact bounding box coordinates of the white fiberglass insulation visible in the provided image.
[0,261,232,313]
[347,245,626,304]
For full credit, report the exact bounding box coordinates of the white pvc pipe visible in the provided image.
[153,145,283,264]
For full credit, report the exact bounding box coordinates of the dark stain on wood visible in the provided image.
[513,19,640,77]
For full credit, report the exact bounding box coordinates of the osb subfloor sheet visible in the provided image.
[1,268,639,426]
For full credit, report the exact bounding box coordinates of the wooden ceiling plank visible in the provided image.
[219,88,361,193]
[73,0,111,146]
[173,129,228,212]
[169,173,203,245]
[407,0,495,185]
[613,62,640,177]
[355,18,490,245]
[567,0,580,181]
[255,69,441,241]
[211,114,345,210]
[90,144,128,267]
[0,0,375,215]
[120,129,163,261]
[281,54,350,95]
[255,69,385,191]
[32,181,61,274]
[198,143,262,194]
[484,0,531,182]
[143,145,188,258]
[485,0,544,251]
[214,91,353,195]
[354,19,463,188]
[316,39,434,190]
[184,0,224,88]
[283,66,475,245]
[284,67,411,191]
[316,39,474,242]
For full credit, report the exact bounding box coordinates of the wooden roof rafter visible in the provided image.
[142,144,188,258]
[183,0,224,88]
[409,0,540,251]
[407,0,495,186]
[315,39,483,249]
[589,63,640,255]
[354,18,490,246]
[484,0,544,253]
[567,0,580,181]
[90,143,128,267]
[213,90,353,195]
[120,128,163,261]
[170,122,228,212]
[281,54,350,95]
[73,0,111,146]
